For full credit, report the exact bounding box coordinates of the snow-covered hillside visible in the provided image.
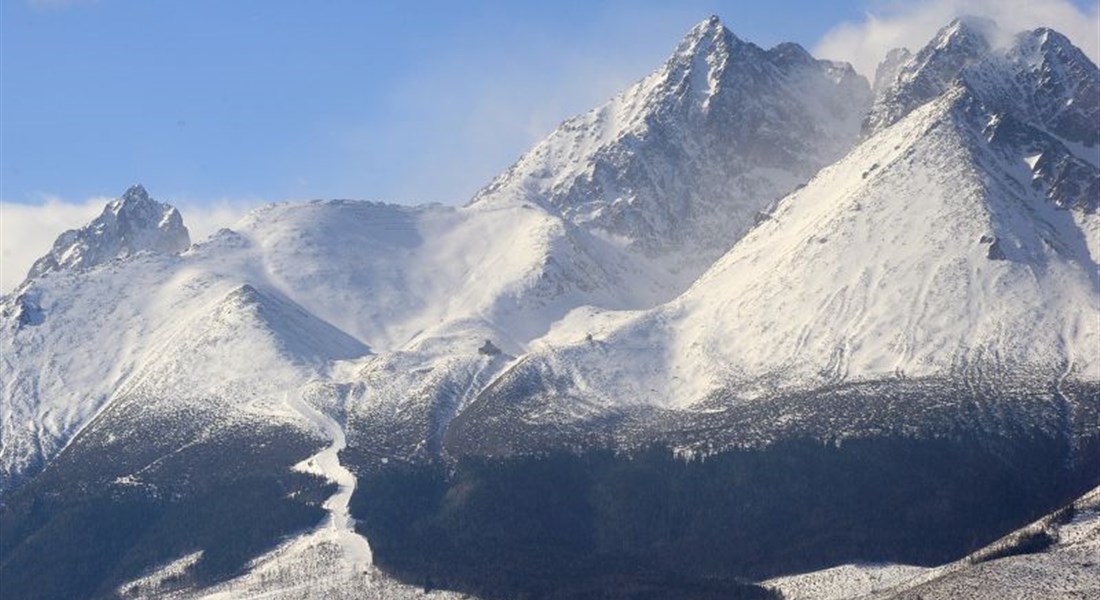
[0,190,675,487]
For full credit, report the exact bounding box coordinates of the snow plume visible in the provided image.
[815,0,1100,78]
[0,195,262,293]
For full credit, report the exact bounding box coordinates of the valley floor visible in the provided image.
[122,486,1099,600]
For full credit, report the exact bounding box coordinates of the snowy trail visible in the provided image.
[285,389,372,567]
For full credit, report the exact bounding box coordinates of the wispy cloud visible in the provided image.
[332,7,693,205]
[814,0,1100,78]
[0,195,262,293]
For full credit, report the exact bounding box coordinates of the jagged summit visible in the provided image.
[119,183,152,204]
[666,15,742,90]
[25,184,190,283]
[997,26,1100,148]
[939,15,998,43]
[681,14,736,44]
[479,18,1099,414]
[865,17,994,134]
[867,18,1098,212]
[767,42,817,65]
[868,17,1099,152]
[471,16,870,284]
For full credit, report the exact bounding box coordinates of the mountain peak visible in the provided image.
[1008,25,1097,78]
[864,16,995,134]
[981,24,1100,150]
[767,42,817,67]
[687,15,729,40]
[120,183,151,203]
[1026,26,1077,52]
[200,283,369,365]
[470,16,870,285]
[494,24,1098,414]
[24,185,191,283]
[109,184,168,219]
[667,15,742,82]
[937,15,996,47]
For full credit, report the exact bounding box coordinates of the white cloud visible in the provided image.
[168,197,265,248]
[815,0,1100,79]
[0,195,261,294]
[1,196,102,293]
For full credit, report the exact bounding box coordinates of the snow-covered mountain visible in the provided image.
[1,15,868,487]
[473,15,870,286]
[472,19,1099,418]
[2,15,1097,600]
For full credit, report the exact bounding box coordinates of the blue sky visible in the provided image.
[2,0,1096,206]
[0,0,876,205]
[0,0,1097,291]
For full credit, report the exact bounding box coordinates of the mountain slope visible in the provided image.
[1,244,191,489]
[232,198,668,352]
[473,22,1099,416]
[0,194,652,488]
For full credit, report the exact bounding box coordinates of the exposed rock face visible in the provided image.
[869,20,1099,213]
[872,47,913,97]
[25,184,191,282]
[865,17,995,135]
[478,339,502,356]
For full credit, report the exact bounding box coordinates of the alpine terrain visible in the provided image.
[1,15,1097,600]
